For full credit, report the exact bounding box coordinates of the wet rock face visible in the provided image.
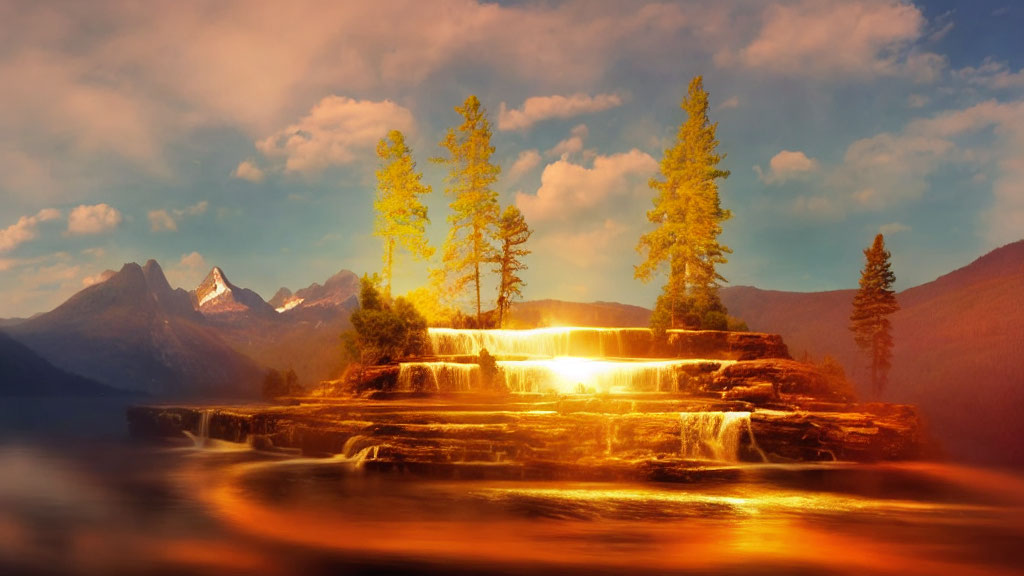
[665,331,791,361]
[713,359,851,401]
[126,327,922,477]
[126,395,924,478]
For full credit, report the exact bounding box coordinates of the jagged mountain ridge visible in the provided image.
[193,266,276,317]
[9,260,263,397]
[190,266,359,387]
[269,269,360,317]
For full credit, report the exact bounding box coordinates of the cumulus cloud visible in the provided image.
[957,59,1024,90]
[507,149,542,183]
[786,99,1024,242]
[537,219,628,268]
[82,269,117,287]
[516,149,658,222]
[166,251,209,289]
[0,208,62,253]
[148,210,177,232]
[254,96,414,173]
[498,93,622,131]
[67,204,122,235]
[233,159,265,182]
[719,96,740,110]
[148,201,209,233]
[724,0,941,80]
[546,124,589,159]
[755,150,819,185]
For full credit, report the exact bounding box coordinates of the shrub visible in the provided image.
[349,275,430,365]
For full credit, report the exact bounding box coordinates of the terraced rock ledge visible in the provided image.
[127,327,923,480]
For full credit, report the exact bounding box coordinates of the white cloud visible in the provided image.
[719,96,740,110]
[538,219,627,268]
[254,95,414,173]
[498,93,622,131]
[0,208,61,253]
[148,210,177,232]
[166,251,209,289]
[233,159,265,182]
[67,204,122,235]
[724,0,938,80]
[546,124,589,159]
[785,99,1024,243]
[957,59,1024,90]
[516,149,658,222]
[879,222,911,235]
[147,200,209,233]
[507,149,541,183]
[755,150,819,185]
[82,269,116,287]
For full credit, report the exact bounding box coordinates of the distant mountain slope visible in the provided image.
[0,331,120,396]
[9,260,263,397]
[509,299,652,327]
[722,240,1024,466]
[270,269,360,320]
[204,268,359,386]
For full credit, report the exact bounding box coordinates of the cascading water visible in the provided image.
[428,327,651,358]
[185,409,213,448]
[397,362,476,392]
[680,412,766,463]
[499,358,690,394]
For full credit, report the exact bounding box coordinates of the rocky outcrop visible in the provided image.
[127,393,923,476]
[712,358,852,401]
[664,330,790,361]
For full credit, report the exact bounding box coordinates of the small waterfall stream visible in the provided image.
[680,412,766,463]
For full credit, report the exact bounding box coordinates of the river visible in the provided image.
[1,399,1022,575]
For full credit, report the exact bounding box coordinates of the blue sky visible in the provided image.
[1,0,1022,317]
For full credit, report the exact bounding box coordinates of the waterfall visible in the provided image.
[183,409,213,448]
[427,327,651,358]
[680,412,765,463]
[397,362,476,392]
[498,358,708,394]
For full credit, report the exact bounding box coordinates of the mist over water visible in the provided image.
[2,401,1023,576]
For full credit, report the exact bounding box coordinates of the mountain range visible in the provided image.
[4,260,359,398]
[2,240,1021,466]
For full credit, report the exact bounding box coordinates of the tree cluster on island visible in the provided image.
[346,76,902,403]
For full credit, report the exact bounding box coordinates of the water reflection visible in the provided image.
[2,437,1022,575]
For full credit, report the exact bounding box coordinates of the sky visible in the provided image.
[1,0,1023,317]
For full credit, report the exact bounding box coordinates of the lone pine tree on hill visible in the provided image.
[433,95,501,325]
[850,234,900,396]
[373,130,433,298]
[636,75,732,332]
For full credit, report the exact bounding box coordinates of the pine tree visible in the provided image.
[493,205,531,327]
[373,130,433,297]
[636,76,732,332]
[850,234,900,396]
[433,95,501,325]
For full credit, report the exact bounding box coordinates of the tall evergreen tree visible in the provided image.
[493,205,531,327]
[374,130,433,297]
[636,76,732,331]
[433,95,501,325]
[850,234,900,395]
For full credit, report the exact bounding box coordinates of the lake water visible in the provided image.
[1,399,1023,575]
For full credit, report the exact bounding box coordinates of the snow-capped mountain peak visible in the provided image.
[198,267,232,307]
